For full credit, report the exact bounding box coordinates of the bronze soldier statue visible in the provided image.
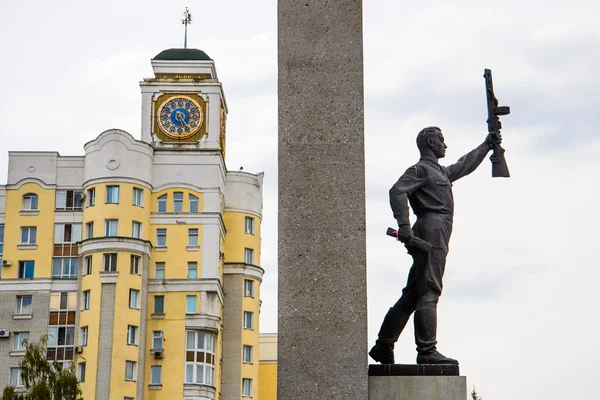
[369,126,502,365]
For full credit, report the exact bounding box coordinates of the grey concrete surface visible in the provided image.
[369,376,467,400]
[278,1,368,399]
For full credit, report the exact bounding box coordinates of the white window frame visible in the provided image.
[129,290,140,309]
[155,262,165,279]
[187,262,197,279]
[188,228,198,246]
[125,360,136,381]
[78,362,86,382]
[156,228,167,247]
[244,279,254,297]
[103,253,117,272]
[173,192,184,213]
[186,295,197,314]
[83,256,92,275]
[55,190,83,211]
[152,331,163,350]
[127,325,138,345]
[13,332,29,350]
[243,311,254,330]
[184,330,215,385]
[22,193,38,211]
[189,194,199,213]
[154,295,165,314]
[20,226,37,244]
[106,185,120,204]
[244,248,254,265]
[82,290,90,310]
[245,216,254,234]
[80,326,88,346]
[151,365,162,385]
[85,221,94,239]
[130,255,141,275]
[86,188,95,207]
[131,221,142,239]
[242,378,252,397]
[18,261,35,279]
[10,368,23,387]
[132,187,144,207]
[104,219,118,237]
[157,194,167,213]
[16,295,32,314]
[243,345,253,364]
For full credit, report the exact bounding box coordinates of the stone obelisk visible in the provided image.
[278,1,367,399]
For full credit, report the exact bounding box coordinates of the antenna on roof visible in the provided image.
[182,6,192,49]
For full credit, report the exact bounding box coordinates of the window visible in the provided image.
[82,291,90,310]
[13,332,29,350]
[155,262,165,279]
[243,311,254,330]
[86,188,95,207]
[243,345,253,364]
[153,295,164,314]
[132,187,144,207]
[156,228,167,246]
[106,185,120,204]
[52,257,78,279]
[152,331,163,350]
[85,222,94,239]
[20,227,37,244]
[186,295,197,314]
[129,290,140,309]
[22,193,38,210]
[151,365,162,385]
[242,378,252,397]
[185,331,215,385]
[103,253,117,272]
[80,326,88,346]
[157,194,167,213]
[83,256,92,275]
[189,194,199,213]
[125,361,136,381]
[55,223,82,244]
[16,295,32,314]
[188,228,198,247]
[244,279,254,297]
[130,255,141,274]
[78,362,86,382]
[124,397,134,400]
[127,325,138,345]
[9,368,23,387]
[173,192,183,213]
[55,190,83,211]
[18,261,34,279]
[244,248,254,265]
[187,262,197,279]
[48,292,76,368]
[132,221,142,239]
[245,217,254,234]
[105,219,118,236]
[0,224,4,254]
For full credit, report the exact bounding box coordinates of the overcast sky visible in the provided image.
[1,1,598,399]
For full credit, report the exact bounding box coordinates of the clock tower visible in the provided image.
[140,48,227,155]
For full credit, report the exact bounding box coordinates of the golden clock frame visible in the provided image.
[152,92,208,143]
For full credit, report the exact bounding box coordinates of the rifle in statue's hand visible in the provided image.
[386,227,432,254]
[484,69,510,178]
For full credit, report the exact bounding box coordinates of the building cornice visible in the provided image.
[79,237,153,256]
[148,278,224,305]
[223,263,265,282]
[0,279,78,292]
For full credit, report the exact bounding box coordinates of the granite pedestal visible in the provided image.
[368,364,466,400]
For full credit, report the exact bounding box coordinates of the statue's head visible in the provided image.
[416,126,447,159]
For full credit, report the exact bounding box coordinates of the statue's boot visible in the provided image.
[369,307,412,364]
[414,306,459,365]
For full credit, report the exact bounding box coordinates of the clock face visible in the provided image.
[157,96,203,139]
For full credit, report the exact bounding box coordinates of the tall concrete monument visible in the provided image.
[278,1,368,399]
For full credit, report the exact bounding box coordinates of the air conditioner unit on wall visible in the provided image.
[75,346,83,354]
[153,350,164,359]
[0,330,10,338]
[2,260,11,266]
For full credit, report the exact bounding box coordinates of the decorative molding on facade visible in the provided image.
[99,271,119,284]
[83,176,153,191]
[5,177,56,190]
[182,383,216,400]
[185,313,221,333]
[148,278,224,305]
[0,279,78,292]
[223,263,265,282]
[79,236,153,256]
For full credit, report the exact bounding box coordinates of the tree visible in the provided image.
[471,386,483,400]
[1,336,81,400]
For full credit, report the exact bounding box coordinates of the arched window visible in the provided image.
[173,192,184,213]
[22,193,38,210]
[157,194,167,213]
[189,194,199,213]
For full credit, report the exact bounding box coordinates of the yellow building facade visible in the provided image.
[0,48,264,400]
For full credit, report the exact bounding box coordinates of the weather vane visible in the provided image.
[182,6,193,48]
